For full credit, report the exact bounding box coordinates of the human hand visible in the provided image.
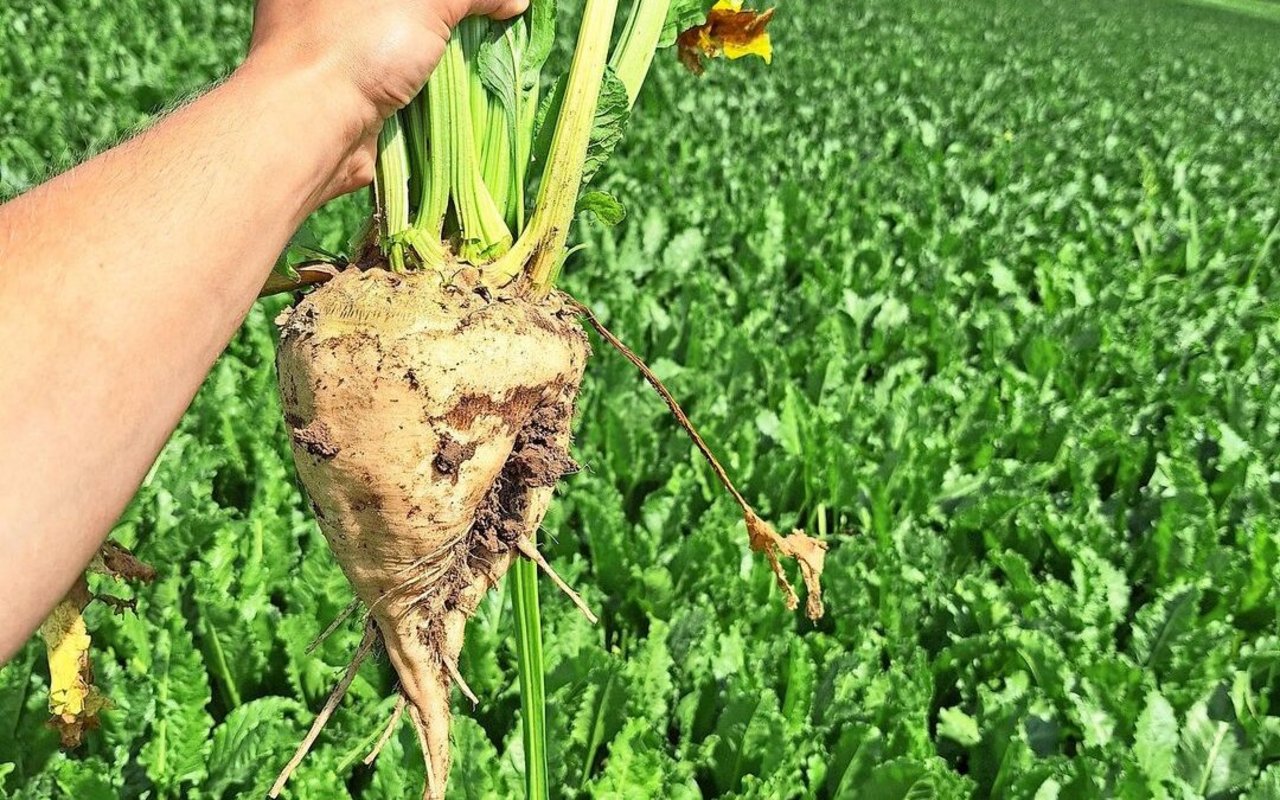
[244,0,528,198]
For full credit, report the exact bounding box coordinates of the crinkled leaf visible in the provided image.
[1176,698,1254,797]
[478,19,529,130]
[1130,585,1201,669]
[937,707,982,747]
[205,697,305,798]
[134,581,214,793]
[582,70,631,186]
[532,68,631,191]
[523,0,557,76]
[588,718,695,797]
[50,755,117,800]
[577,191,627,225]
[450,715,523,798]
[1246,763,1280,799]
[1134,689,1178,789]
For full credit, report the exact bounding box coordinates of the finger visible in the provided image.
[462,0,529,22]
[492,0,530,19]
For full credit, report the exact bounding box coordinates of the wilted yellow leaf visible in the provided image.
[745,510,828,621]
[39,579,106,748]
[37,543,154,749]
[678,1,776,75]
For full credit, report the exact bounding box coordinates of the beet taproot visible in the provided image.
[276,267,587,795]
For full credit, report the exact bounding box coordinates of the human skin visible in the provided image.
[0,0,527,661]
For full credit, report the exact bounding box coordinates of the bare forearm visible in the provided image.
[0,60,365,657]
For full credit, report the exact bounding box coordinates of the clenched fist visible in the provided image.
[244,0,528,198]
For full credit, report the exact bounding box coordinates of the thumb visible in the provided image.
[451,0,529,23]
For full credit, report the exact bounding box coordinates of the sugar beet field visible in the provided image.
[3,0,1280,798]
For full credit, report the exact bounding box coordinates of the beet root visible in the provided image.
[275,267,588,797]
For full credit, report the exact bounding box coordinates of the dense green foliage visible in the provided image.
[3,0,1280,797]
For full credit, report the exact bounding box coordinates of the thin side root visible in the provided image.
[514,536,598,624]
[408,704,440,800]
[370,550,458,620]
[270,623,378,798]
[443,659,479,707]
[364,693,408,766]
[306,597,362,655]
[569,298,829,620]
